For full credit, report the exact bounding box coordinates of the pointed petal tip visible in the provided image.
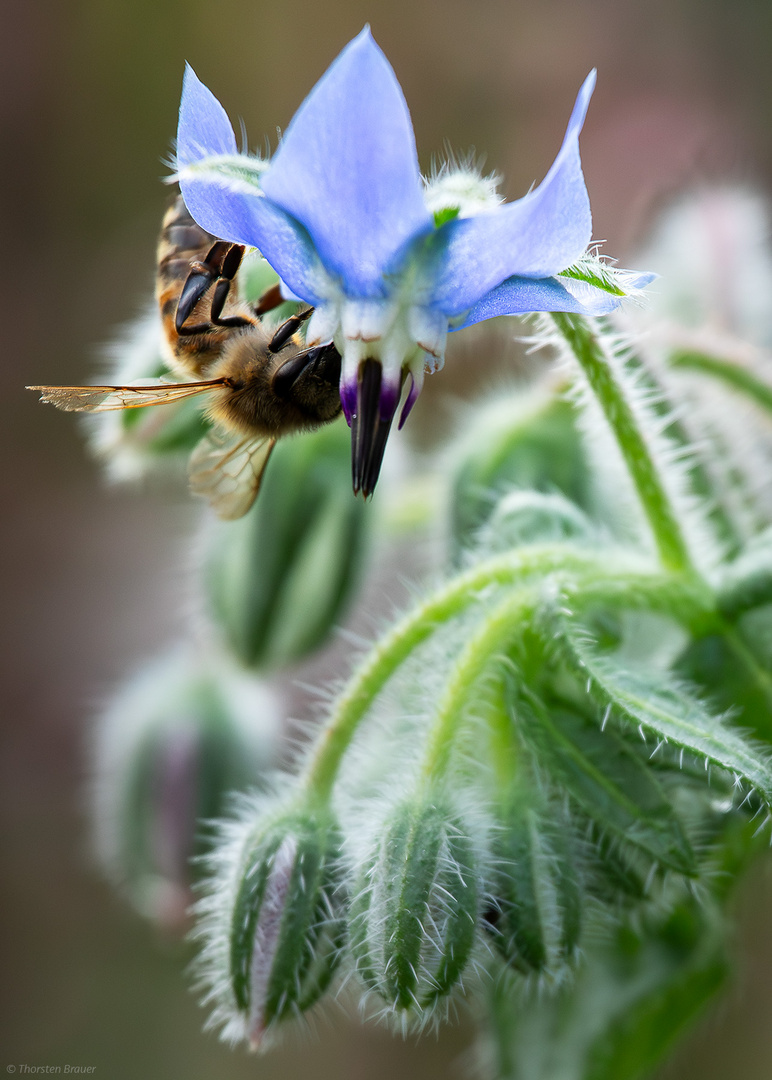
[630,270,659,288]
[177,62,237,166]
[260,24,429,294]
[566,69,597,140]
[349,24,378,52]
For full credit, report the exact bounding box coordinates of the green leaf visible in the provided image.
[483,898,728,1080]
[559,260,625,297]
[516,695,696,874]
[676,626,772,745]
[557,619,772,809]
[583,905,728,1080]
[433,205,460,227]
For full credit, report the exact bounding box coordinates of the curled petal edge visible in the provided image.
[451,273,629,330]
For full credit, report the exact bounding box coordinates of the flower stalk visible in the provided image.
[303,547,714,804]
[670,348,772,416]
[551,312,697,577]
[420,589,538,782]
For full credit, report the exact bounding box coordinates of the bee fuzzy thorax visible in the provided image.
[206,330,343,438]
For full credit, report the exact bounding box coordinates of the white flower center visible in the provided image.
[306,295,448,392]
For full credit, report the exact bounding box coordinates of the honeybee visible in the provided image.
[28,195,343,519]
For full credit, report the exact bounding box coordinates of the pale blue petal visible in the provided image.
[620,270,658,290]
[429,71,597,316]
[451,271,621,331]
[182,179,334,305]
[260,27,432,297]
[177,66,333,305]
[177,63,239,166]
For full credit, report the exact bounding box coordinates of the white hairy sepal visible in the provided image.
[348,789,481,1023]
[423,159,503,223]
[559,248,654,303]
[192,788,344,1048]
[172,153,269,198]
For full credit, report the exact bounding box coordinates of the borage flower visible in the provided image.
[176,27,651,496]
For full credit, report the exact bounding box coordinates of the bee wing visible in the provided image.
[27,378,227,413]
[188,426,277,520]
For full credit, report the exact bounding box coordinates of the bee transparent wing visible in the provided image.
[27,378,227,413]
[188,426,277,520]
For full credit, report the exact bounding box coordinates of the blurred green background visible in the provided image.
[5,0,772,1076]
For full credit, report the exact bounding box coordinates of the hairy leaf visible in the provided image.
[556,619,772,809]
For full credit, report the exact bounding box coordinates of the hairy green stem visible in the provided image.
[303,544,713,802]
[421,589,537,781]
[551,313,696,576]
[670,349,772,414]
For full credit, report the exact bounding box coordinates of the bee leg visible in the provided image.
[272,343,342,399]
[175,241,231,333]
[252,282,285,316]
[176,241,251,336]
[268,308,314,353]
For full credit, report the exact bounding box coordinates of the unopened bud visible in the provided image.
[197,801,344,1047]
[448,389,590,562]
[91,645,280,930]
[485,792,581,974]
[202,420,367,669]
[350,794,479,1019]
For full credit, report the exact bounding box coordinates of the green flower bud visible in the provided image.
[91,645,279,930]
[88,306,209,481]
[447,387,590,562]
[350,794,479,1020]
[485,792,581,975]
[196,799,345,1047]
[202,420,367,669]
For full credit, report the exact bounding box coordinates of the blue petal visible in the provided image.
[177,63,239,165]
[260,27,432,297]
[451,272,622,330]
[177,65,333,305]
[429,72,597,316]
